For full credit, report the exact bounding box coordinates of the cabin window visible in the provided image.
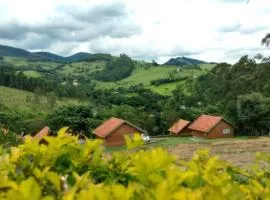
[223,128,231,134]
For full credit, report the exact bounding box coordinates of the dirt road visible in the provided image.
[167,137,270,166]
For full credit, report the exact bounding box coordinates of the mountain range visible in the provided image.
[163,56,207,66]
[0,45,92,62]
[0,44,208,65]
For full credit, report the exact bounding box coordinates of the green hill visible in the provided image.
[163,56,207,66]
[0,45,35,58]
[96,63,214,95]
[2,57,214,96]
[0,86,86,133]
[0,44,113,63]
[0,86,83,114]
[0,44,215,96]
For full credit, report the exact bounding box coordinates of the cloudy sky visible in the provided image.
[0,0,269,63]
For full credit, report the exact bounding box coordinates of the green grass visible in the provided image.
[23,70,42,78]
[150,82,180,96]
[150,136,249,147]
[3,57,29,67]
[150,137,195,146]
[3,56,60,70]
[96,64,215,95]
[59,61,105,77]
[0,86,85,114]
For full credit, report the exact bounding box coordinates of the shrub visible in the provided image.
[150,77,187,86]
[0,128,270,199]
[0,129,22,147]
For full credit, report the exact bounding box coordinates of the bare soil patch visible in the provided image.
[167,137,270,167]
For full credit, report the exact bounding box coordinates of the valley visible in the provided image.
[0,44,269,139]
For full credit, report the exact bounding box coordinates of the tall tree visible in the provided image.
[237,92,270,135]
[262,33,270,46]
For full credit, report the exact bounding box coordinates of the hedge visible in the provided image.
[0,128,270,199]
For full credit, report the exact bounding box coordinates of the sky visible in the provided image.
[0,0,269,64]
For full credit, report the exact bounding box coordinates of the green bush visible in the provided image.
[0,129,22,147]
[0,128,270,199]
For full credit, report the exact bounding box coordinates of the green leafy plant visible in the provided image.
[0,128,270,199]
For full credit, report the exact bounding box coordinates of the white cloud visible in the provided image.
[0,0,270,63]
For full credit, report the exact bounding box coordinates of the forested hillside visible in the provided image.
[0,44,269,137]
[189,56,270,134]
[163,56,207,66]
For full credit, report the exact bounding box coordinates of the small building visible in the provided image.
[34,126,50,139]
[169,119,191,136]
[93,117,146,146]
[33,126,50,144]
[188,115,234,138]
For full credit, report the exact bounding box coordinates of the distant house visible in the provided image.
[93,117,146,146]
[169,119,191,136]
[33,126,50,144]
[34,126,50,139]
[188,115,234,138]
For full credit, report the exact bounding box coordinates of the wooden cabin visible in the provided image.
[33,126,50,144]
[169,119,191,136]
[93,117,146,146]
[188,115,234,138]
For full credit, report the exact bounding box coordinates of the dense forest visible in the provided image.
[95,54,134,81]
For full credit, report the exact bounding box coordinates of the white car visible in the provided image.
[141,134,151,143]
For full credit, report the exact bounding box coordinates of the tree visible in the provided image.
[47,105,96,137]
[152,60,159,67]
[47,92,57,109]
[262,33,270,46]
[237,92,270,135]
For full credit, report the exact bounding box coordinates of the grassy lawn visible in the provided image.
[150,136,249,147]
[150,82,180,96]
[23,70,42,78]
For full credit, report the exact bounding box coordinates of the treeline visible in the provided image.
[0,64,87,99]
[193,56,270,134]
[0,67,55,93]
[150,77,187,86]
[95,54,134,81]
[87,53,112,62]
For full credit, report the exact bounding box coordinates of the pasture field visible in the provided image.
[23,70,42,78]
[0,86,85,114]
[107,136,270,166]
[96,64,215,95]
[59,61,105,76]
[167,137,270,166]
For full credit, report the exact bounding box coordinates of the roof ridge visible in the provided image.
[188,115,224,133]
[93,117,146,138]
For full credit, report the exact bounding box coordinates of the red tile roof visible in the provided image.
[93,117,125,138]
[93,117,146,138]
[169,119,190,134]
[34,126,50,139]
[188,115,223,133]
